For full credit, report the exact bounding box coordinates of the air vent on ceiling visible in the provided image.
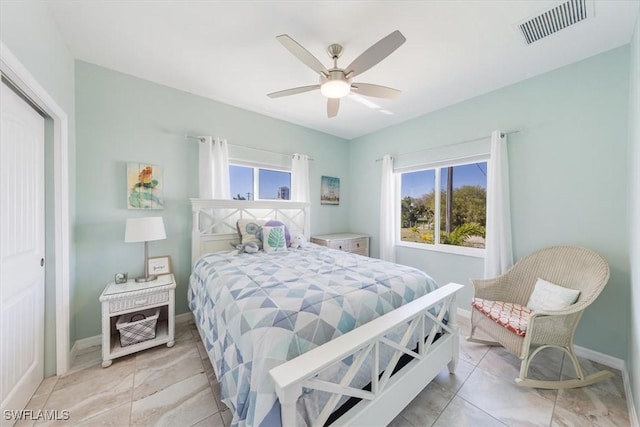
[519,0,589,45]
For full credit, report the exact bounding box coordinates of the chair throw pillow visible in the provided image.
[472,298,532,336]
[526,278,580,312]
[261,225,288,253]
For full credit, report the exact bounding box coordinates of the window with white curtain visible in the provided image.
[398,158,488,257]
[229,163,291,201]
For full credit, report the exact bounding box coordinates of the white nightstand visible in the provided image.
[99,273,176,367]
[311,233,370,257]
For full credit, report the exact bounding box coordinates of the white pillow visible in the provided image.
[237,219,268,246]
[261,225,287,253]
[527,278,580,312]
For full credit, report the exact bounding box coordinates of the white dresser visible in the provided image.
[310,233,370,257]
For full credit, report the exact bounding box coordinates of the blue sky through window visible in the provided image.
[230,165,253,200]
[259,169,290,199]
[229,165,291,200]
[401,163,487,198]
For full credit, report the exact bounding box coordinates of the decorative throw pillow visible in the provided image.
[261,225,288,253]
[236,219,268,246]
[527,278,580,312]
[261,220,291,247]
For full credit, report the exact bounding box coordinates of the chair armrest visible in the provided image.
[471,275,511,301]
[526,308,582,345]
[530,300,586,317]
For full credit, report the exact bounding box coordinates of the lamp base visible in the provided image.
[135,275,157,283]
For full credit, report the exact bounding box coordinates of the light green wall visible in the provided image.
[627,10,640,422]
[348,47,631,359]
[2,0,635,374]
[74,62,349,340]
[1,0,76,376]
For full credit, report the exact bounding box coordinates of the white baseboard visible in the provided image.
[69,334,102,367]
[623,365,639,427]
[71,334,101,354]
[573,345,624,371]
[175,312,194,324]
[457,307,471,320]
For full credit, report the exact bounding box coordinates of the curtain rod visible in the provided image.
[374,129,523,162]
[186,135,314,161]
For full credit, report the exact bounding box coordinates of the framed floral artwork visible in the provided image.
[127,162,164,209]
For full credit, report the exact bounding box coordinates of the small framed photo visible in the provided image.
[148,256,171,275]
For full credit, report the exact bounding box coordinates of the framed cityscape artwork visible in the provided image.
[320,176,340,205]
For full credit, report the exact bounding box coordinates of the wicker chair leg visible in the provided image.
[466,310,501,346]
[565,345,585,379]
[515,344,613,389]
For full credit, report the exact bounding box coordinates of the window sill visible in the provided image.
[396,241,485,259]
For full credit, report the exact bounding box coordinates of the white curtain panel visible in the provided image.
[198,137,231,234]
[291,154,311,238]
[379,155,396,262]
[199,136,231,199]
[291,154,310,202]
[484,130,513,278]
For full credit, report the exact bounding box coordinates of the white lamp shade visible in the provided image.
[124,217,166,243]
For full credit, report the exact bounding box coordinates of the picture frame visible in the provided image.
[147,256,171,275]
[127,162,164,209]
[320,176,340,205]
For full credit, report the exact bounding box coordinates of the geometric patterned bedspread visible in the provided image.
[188,243,439,427]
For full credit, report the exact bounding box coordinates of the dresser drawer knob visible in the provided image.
[134,299,148,305]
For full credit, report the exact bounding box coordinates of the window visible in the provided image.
[229,164,291,201]
[399,160,487,254]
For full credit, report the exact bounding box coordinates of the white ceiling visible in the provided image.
[47,1,639,140]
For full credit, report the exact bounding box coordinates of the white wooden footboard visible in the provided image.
[270,282,463,427]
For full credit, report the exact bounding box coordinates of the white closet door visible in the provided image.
[1,80,45,420]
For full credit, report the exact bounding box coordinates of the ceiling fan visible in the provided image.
[267,30,406,118]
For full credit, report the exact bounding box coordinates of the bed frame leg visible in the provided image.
[446,290,458,374]
[276,384,301,427]
[447,332,459,374]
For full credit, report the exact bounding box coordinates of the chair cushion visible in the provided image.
[472,298,532,336]
[527,278,580,312]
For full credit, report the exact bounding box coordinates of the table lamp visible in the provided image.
[125,216,167,282]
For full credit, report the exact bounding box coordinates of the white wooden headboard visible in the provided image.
[190,199,310,264]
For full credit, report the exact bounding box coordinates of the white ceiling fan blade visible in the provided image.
[276,34,328,76]
[344,30,406,78]
[267,85,320,98]
[327,98,340,118]
[351,83,401,99]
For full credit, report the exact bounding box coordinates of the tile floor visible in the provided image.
[15,317,631,427]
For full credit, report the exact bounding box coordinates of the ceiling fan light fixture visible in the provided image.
[320,79,351,99]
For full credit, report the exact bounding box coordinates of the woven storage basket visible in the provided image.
[116,307,159,347]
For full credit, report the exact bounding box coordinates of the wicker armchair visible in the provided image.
[468,246,612,389]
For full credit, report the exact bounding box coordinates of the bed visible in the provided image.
[189,199,462,427]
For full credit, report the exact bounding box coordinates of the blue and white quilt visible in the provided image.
[188,244,438,427]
